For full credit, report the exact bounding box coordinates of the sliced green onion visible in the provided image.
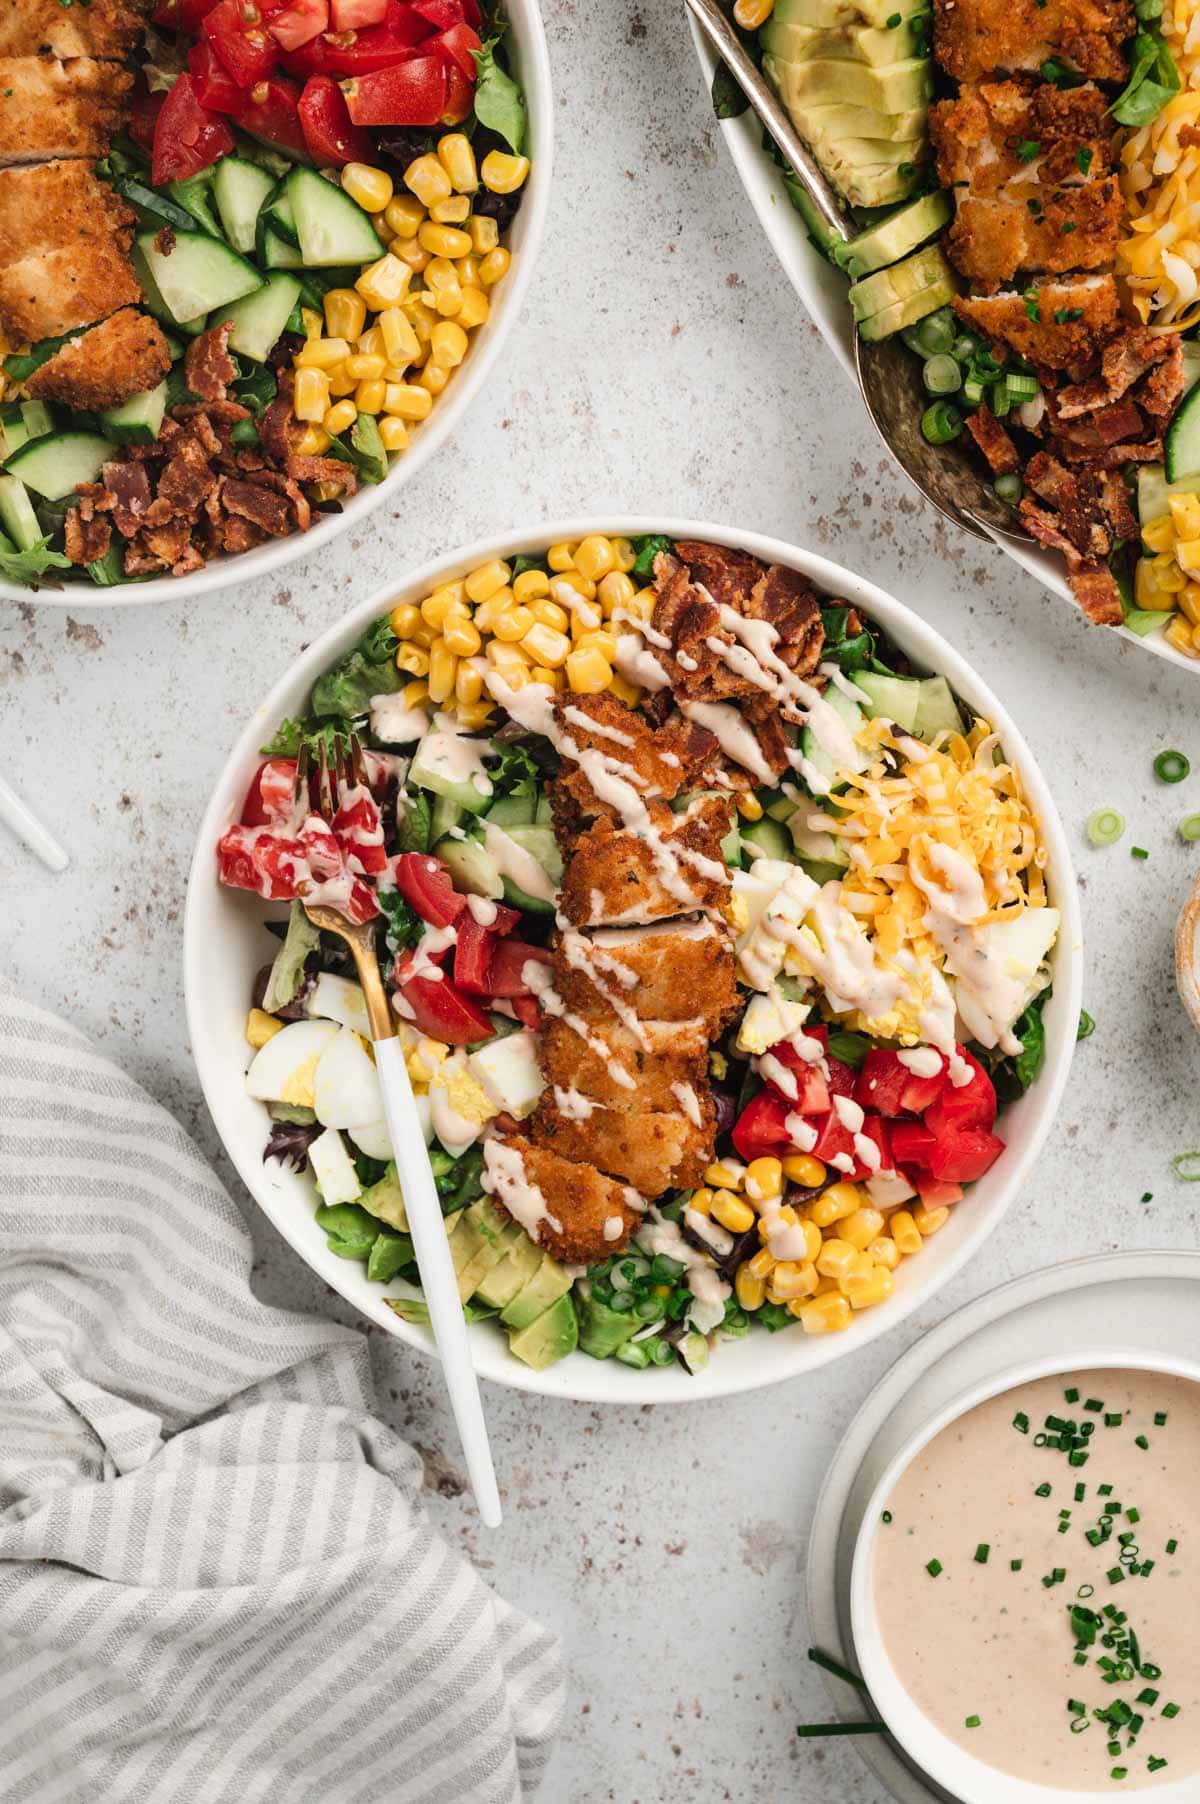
[1005,372,1040,400]
[921,401,963,445]
[962,374,985,408]
[952,333,978,360]
[1087,808,1126,846]
[923,353,961,395]
[926,1558,944,1577]
[965,1715,982,1728]
[1132,846,1149,861]
[1154,749,1190,784]
[807,1648,869,1691]
[1178,814,1200,842]
[995,472,1023,505]
[991,382,1012,417]
[1173,1151,1200,1181]
[796,1721,886,1738]
[1077,1009,1095,1040]
[914,308,956,356]
[974,1543,991,1564]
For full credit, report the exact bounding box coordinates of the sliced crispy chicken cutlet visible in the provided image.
[557,796,731,928]
[930,81,1113,196]
[540,1016,710,1113]
[933,0,1132,82]
[482,1135,644,1262]
[0,0,146,59]
[944,177,1122,288]
[0,57,133,166]
[25,308,171,411]
[0,241,142,342]
[530,1095,713,1194]
[0,159,135,260]
[652,543,825,707]
[550,690,718,830]
[953,275,1120,371]
[551,920,738,1032]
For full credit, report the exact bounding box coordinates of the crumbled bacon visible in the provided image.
[222,477,295,538]
[285,454,357,494]
[101,460,151,537]
[64,505,110,565]
[184,320,237,403]
[1019,453,1126,624]
[965,404,1020,475]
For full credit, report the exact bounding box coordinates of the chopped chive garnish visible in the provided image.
[807,1649,869,1691]
[1111,1765,1127,1779]
[1036,1483,1052,1497]
[1163,1703,1181,1719]
[1108,1567,1125,1585]
[1085,1398,1103,1413]
[974,1544,990,1564]
[796,1721,886,1738]
[1135,1435,1149,1450]
[926,1559,943,1577]
[1132,846,1149,861]
[1149,1757,1168,1772]
[965,1714,981,1728]
[1127,1507,1140,1523]
[1099,1484,1113,1496]
[1106,1414,1123,1427]
[1011,1559,1024,1571]
[1013,1411,1030,1433]
[1065,1387,1080,1403]
[1154,1412,1167,1426]
[1075,1483,1087,1501]
[1137,1689,1159,1706]
[1166,1539,1178,1554]
[881,1510,892,1523]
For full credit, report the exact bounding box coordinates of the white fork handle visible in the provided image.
[0,774,69,872]
[373,1037,502,1529]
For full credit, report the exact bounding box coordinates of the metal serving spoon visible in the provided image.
[685,0,1031,546]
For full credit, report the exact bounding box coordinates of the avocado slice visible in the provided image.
[855,273,958,341]
[791,99,928,141]
[508,1293,579,1371]
[357,1163,408,1233]
[456,1203,525,1302]
[773,0,923,26]
[576,1289,641,1360]
[849,244,954,322]
[809,140,926,209]
[446,1212,487,1277]
[765,53,931,118]
[474,1231,543,1309]
[500,1252,572,1330]
[763,16,928,65]
[833,191,952,279]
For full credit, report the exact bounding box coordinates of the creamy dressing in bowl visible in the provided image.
[867,1366,1200,1795]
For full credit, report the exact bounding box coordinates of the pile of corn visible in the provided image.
[1117,0,1200,330]
[1137,492,1200,657]
[291,133,528,463]
[693,1155,949,1335]
[387,536,657,726]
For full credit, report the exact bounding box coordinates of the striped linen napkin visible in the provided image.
[0,983,563,1803]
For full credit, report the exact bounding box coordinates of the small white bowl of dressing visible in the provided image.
[850,1350,1200,1802]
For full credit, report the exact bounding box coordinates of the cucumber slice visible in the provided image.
[133,229,261,329]
[430,791,465,841]
[435,834,505,899]
[110,174,199,235]
[286,166,384,268]
[260,177,300,248]
[223,271,302,363]
[213,155,277,254]
[261,228,306,269]
[0,408,32,463]
[408,723,495,813]
[1165,381,1200,483]
[100,379,168,445]
[166,173,223,239]
[20,400,54,440]
[740,816,791,861]
[485,793,538,828]
[0,474,42,550]
[506,823,563,882]
[5,431,112,501]
[1184,341,1200,396]
[787,811,850,869]
[1136,462,1200,526]
[913,675,962,743]
[854,670,922,731]
[800,685,868,794]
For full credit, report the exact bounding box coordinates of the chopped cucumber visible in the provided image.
[110,174,199,235]
[430,791,466,841]
[133,228,261,328]
[166,172,223,239]
[260,229,306,270]
[223,271,302,363]
[854,669,922,731]
[0,409,32,463]
[5,431,112,501]
[213,155,277,255]
[100,379,168,445]
[1165,381,1200,483]
[408,722,495,813]
[786,810,850,868]
[286,166,384,268]
[739,816,792,861]
[1184,340,1200,396]
[260,177,300,248]
[799,685,868,794]
[20,400,54,440]
[912,675,962,743]
[485,793,538,828]
[0,474,42,550]
[1137,463,1200,526]
[506,823,563,880]
[435,834,505,898]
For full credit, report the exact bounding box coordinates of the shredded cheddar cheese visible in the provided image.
[1119,0,1200,328]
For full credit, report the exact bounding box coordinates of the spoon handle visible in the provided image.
[684,0,852,247]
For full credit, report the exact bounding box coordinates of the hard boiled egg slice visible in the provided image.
[308,1127,362,1205]
[313,1027,383,1130]
[306,972,371,1037]
[246,1019,339,1108]
[347,1118,392,1161]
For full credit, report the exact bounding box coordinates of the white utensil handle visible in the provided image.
[373,1037,502,1529]
[0,774,69,872]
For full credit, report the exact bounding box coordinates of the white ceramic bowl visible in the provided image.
[184,515,1083,1402]
[687,24,1193,674]
[4,5,552,612]
[851,1347,1200,1804]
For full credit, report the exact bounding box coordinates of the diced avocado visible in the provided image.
[833,191,952,279]
[500,1251,573,1330]
[367,1230,414,1284]
[765,54,932,121]
[447,1212,487,1276]
[849,244,953,323]
[435,833,505,899]
[507,1292,579,1371]
[740,816,792,862]
[763,15,929,65]
[773,0,923,27]
[456,1200,521,1302]
[576,1288,640,1360]
[485,793,538,828]
[474,1231,543,1309]
[357,1162,408,1232]
[854,670,922,731]
[856,272,958,342]
[100,379,168,445]
[0,474,42,551]
[913,675,962,742]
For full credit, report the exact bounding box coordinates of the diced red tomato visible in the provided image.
[151,73,236,186]
[453,917,495,994]
[855,1049,909,1118]
[285,1,431,73]
[808,1110,861,1175]
[265,0,329,50]
[763,1042,831,1115]
[925,1051,997,1135]
[435,20,481,78]
[487,902,521,935]
[510,995,541,1029]
[438,52,473,121]
[392,853,466,927]
[413,0,464,23]
[889,1119,937,1167]
[331,791,387,875]
[129,89,165,152]
[487,938,551,998]
[215,822,377,922]
[342,53,447,124]
[187,40,244,111]
[397,968,493,1045]
[927,1125,1005,1185]
[297,72,373,162]
[203,0,280,87]
[911,1174,965,1208]
[228,72,309,157]
[241,758,298,827]
[731,1090,794,1163]
[152,0,220,32]
[900,1060,948,1116]
[858,1113,891,1174]
[329,0,388,26]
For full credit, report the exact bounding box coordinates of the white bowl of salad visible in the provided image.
[689,0,1200,670]
[0,0,549,606]
[184,518,1083,1400]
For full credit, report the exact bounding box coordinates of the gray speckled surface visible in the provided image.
[3,5,1200,1800]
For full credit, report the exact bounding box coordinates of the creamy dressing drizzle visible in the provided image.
[481,1138,562,1241]
[897,1045,942,1078]
[910,841,1025,1059]
[559,929,651,1048]
[522,960,636,1090]
[671,1081,703,1128]
[636,1206,731,1332]
[465,893,499,926]
[553,1084,597,1120]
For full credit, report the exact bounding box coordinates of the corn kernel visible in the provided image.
[374,417,407,453]
[419,220,472,259]
[688,1187,715,1217]
[1170,493,1200,539]
[570,535,614,583]
[384,193,426,238]
[735,1265,766,1311]
[550,570,597,605]
[511,568,550,604]
[409,620,436,649]
[405,152,452,206]
[1142,512,1176,553]
[890,1210,922,1256]
[344,352,386,382]
[521,621,571,667]
[390,602,422,639]
[442,615,481,657]
[810,1181,862,1228]
[481,150,530,194]
[608,674,641,706]
[798,1293,853,1335]
[430,194,471,225]
[454,286,488,330]
[417,362,450,397]
[354,379,386,415]
[841,1206,886,1252]
[782,1154,827,1188]
[392,237,432,273]
[525,597,567,633]
[846,1266,894,1310]
[396,644,430,677]
[816,1238,857,1280]
[296,336,351,370]
[341,161,393,213]
[744,1156,784,1202]
[322,398,358,436]
[628,585,657,620]
[377,307,421,368]
[466,559,511,603]
[767,1260,818,1301]
[430,320,469,367]
[529,665,558,688]
[710,1188,757,1234]
[402,679,428,708]
[300,305,323,340]
[454,660,484,705]
[246,1008,283,1047]
[913,1203,949,1236]
[1179,582,1200,628]
[478,247,511,287]
[869,1236,900,1271]
[357,255,412,310]
[486,640,531,673]
[357,324,384,356]
[468,213,500,254]
[734,0,776,22]
[491,604,535,642]
[457,699,496,728]
[1137,560,1164,612]
[294,423,331,456]
[428,642,457,704]
[293,368,330,421]
[736,792,764,822]
[595,571,634,616]
[562,648,610,695]
[1166,615,1200,656]
[383,382,433,421]
[547,542,576,572]
[327,363,358,397]
[1158,551,1189,588]
[705,1161,744,1189]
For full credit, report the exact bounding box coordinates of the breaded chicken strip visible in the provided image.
[0,159,135,259]
[557,796,731,928]
[946,176,1122,288]
[953,274,1120,371]
[550,690,718,831]
[653,544,825,707]
[540,1016,710,1112]
[0,57,133,166]
[530,1094,713,1195]
[26,308,171,411]
[0,241,142,342]
[551,919,738,1032]
[930,81,1113,196]
[0,0,146,60]
[933,0,1132,81]
[482,1135,643,1262]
